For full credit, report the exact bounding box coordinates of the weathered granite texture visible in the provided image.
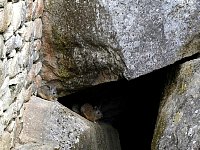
[152,57,200,150]
[0,0,200,149]
[107,0,200,79]
[41,0,200,96]
[16,96,121,150]
[0,0,44,149]
[41,0,124,96]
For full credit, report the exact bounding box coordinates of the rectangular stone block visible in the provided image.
[0,131,12,150]
[33,18,42,39]
[0,8,6,32]
[11,1,25,32]
[33,0,44,19]
[0,35,4,58]
[0,3,12,33]
[19,96,121,150]
[0,0,7,8]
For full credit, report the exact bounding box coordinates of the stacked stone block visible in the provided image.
[0,0,43,149]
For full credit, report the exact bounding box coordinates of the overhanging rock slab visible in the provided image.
[43,0,200,81]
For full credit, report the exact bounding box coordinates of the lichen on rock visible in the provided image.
[41,0,200,97]
[153,58,200,149]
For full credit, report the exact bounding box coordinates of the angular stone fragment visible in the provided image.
[33,18,42,39]
[19,96,121,150]
[4,35,15,54]
[25,0,33,21]
[14,34,23,49]
[33,0,44,19]
[0,131,12,150]
[19,42,30,68]
[0,3,12,33]
[0,0,7,8]
[152,58,200,150]
[11,1,25,32]
[3,25,14,41]
[0,35,4,58]
[23,21,34,42]
[0,77,12,111]
[33,39,41,51]
[7,53,21,78]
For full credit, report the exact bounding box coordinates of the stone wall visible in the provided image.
[0,0,200,149]
[0,0,43,149]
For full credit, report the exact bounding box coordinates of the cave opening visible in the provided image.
[58,67,169,150]
[57,54,200,149]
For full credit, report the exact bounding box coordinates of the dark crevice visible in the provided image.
[58,53,200,150]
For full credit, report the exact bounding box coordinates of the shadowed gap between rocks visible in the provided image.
[58,53,200,150]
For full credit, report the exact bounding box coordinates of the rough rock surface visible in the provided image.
[152,57,200,150]
[41,0,200,96]
[0,0,44,149]
[16,96,121,150]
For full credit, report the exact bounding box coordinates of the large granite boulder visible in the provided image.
[41,0,200,96]
[152,57,200,150]
[15,96,121,150]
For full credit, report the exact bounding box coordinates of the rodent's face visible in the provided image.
[95,110,103,119]
[50,87,57,100]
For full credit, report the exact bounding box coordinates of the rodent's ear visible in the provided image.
[95,103,102,110]
[94,106,101,111]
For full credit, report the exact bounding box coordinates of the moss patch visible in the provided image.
[151,112,167,150]
[177,62,193,94]
[177,34,200,59]
[173,111,183,125]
